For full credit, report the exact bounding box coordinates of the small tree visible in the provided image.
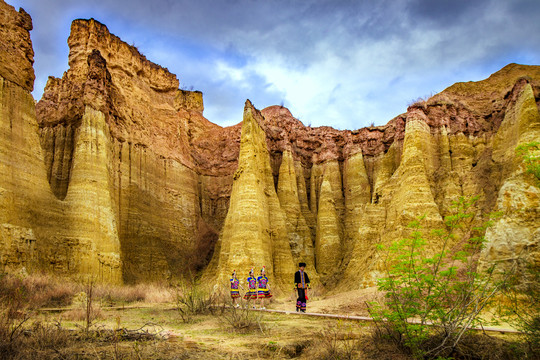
[369,196,503,358]
[516,141,540,182]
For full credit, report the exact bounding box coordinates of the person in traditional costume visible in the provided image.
[257,266,272,309]
[294,262,310,312]
[243,268,258,305]
[230,270,243,307]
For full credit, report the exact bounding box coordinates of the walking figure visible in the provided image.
[243,268,258,305]
[257,266,272,309]
[230,270,243,307]
[294,262,310,312]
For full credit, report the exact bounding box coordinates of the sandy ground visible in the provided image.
[270,287,381,316]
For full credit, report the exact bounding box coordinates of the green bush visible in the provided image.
[369,196,504,359]
[516,141,540,182]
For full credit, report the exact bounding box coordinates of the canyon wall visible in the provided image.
[35,18,229,283]
[209,65,540,290]
[1,0,538,291]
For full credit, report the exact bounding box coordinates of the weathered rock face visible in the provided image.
[34,18,231,283]
[0,1,34,92]
[252,64,540,289]
[1,0,538,290]
[0,9,232,283]
[203,101,295,291]
[479,80,540,278]
[0,1,121,282]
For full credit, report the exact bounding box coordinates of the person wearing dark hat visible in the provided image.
[294,262,310,312]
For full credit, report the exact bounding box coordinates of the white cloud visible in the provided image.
[7,0,540,130]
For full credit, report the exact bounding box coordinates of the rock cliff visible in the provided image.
[1,0,538,291]
[35,18,228,283]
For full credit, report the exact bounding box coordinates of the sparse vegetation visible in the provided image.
[407,93,432,109]
[0,254,536,359]
[218,298,266,333]
[172,279,222,323]
[369,196,506,359]
[180,84,195,91]
[501,263,540,359]
[516,141,540,182]
[307,320,361,359]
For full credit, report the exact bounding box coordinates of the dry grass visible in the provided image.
[62,306,103,322]
[144,283,174,303]
[301,320,364,359]
[218,299,266,333]
[172,280,225,323]
[94,283,147,305]
[0,272,177,309]
[0,271,534,359]
[0,272,76,308]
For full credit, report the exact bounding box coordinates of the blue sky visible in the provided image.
[7,0,540,129]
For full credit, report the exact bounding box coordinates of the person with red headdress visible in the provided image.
[230,270,243,307]
[257,266,272,309]
[243,268,258,305]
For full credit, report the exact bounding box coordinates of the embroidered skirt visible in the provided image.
[258,289,272,298]
[243,289,258,300]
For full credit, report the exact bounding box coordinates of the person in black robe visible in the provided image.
[294,262,310,312]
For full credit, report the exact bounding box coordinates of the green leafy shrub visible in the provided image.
[516,141,540,182]
[369,196,504,359]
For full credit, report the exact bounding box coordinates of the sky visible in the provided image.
[6,0,540,129]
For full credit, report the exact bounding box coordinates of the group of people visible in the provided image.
[229,262,311,312]
[230,266,272,309]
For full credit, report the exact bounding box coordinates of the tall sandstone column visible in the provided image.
[204,101,295,292]
[481,81,540,276]
[276,150,314,265]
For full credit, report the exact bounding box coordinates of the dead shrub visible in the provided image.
[94,283,147,305]
[0,273,32,358]
[304,320,361,360]
[362,325,411,360]
[26,321,73,351]
[369,325,523,360]
[218,299,266,333]
[426,332,522,360]
[173,280,222,323]
[0,298,30,359]
[0,272,76,309]
[144,283,174,303]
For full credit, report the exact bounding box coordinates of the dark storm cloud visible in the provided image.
[405,0,487,27]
